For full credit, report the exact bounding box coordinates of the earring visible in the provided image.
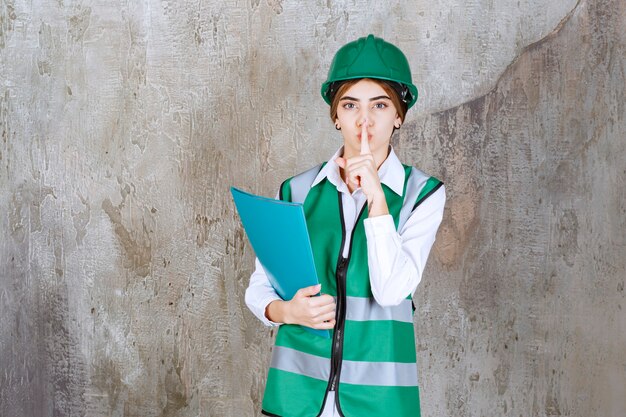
[335,124,341,130]
[395,123,401,129]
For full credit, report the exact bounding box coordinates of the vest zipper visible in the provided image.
[329,256,348,391]
[324,192,366,415]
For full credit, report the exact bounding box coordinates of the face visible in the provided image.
[335,79,402,164]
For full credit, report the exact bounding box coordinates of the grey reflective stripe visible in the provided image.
[397,167,430,232]
[341,360,418,387]
[270,345,330,381]
[290,163,323,204]
[271,346,418,387]
[345,296,413,323]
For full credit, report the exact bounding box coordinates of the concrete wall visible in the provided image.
[1,0,624,416]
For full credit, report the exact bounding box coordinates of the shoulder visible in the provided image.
[403,165,445,209]
[279,163,325,202]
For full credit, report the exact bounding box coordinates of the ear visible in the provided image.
[394,114,402,129]
[335,118,341,130]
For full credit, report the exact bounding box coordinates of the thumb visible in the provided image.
[296,284,321,298]
[335,157,346,169]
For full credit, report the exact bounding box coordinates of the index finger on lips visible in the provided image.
[360,119,370,155]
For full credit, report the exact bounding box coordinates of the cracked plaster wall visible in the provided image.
[1,0,624,416]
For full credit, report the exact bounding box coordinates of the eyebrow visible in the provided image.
[339,95,391,101]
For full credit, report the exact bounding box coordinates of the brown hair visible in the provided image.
[329,78,408,124]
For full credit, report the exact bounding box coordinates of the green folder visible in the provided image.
[231,187,330,338]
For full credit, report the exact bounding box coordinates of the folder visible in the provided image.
[231,187,330,338]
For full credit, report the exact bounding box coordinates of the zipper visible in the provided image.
[323,191,366,415]
[329,256,347,391]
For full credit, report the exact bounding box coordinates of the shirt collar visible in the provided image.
[311,146,406,196]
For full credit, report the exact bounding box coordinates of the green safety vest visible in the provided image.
[261,163,443,417]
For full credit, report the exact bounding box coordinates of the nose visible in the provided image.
[358,112,371,127]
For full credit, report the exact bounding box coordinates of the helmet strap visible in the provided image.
[385,81,412,106]
[327,81,342,103]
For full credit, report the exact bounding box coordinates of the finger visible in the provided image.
[316,303,336,317]
[344,170,360,189]
[310,301,336,317]
[320,295,336,309]
[345,159,376,173]
[309,294,336,307]
[313,319,336,330]
[295,284,321,298]
[347,168,367,189]
[314,310,337,323]
[335,157,346,169]
[349,172,361,189]
[343,154,374,165]
[360,119,370,155]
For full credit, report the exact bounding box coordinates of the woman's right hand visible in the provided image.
[266,284,336,329]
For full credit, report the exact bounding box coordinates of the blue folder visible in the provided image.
[231,187,330,338]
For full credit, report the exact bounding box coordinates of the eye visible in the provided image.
[373,102,388,109]
[342,102,356,110]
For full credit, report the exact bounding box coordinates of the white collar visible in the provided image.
[311,146,406,196]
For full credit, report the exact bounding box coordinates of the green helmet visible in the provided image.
[321,34,419,109]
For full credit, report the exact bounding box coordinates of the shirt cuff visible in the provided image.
[363,214,396,238]
[259,295,284,327]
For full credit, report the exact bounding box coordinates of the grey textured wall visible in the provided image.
[1,0,624,416]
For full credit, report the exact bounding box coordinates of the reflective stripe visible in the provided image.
[270,346,418,387]
[290,164,323,204]
[341,360,418,387]
[291,165,434,230]
[345,296,413,323]
[397,167,429,232]
[270,346,330,381]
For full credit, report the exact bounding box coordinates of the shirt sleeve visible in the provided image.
[363,184,446,307]
[244,257,284,327]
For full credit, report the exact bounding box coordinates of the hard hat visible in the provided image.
[321,34,419,109]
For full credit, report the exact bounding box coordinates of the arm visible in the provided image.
[244,258,283,326]
[244,258,337,328]
[364,185,446,307]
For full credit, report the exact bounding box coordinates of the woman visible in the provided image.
[245,34,446,417]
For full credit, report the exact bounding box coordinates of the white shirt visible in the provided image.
[245,146,446,325]
[245,146,445,417]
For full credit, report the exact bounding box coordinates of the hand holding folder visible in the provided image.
[231,187,330,338]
